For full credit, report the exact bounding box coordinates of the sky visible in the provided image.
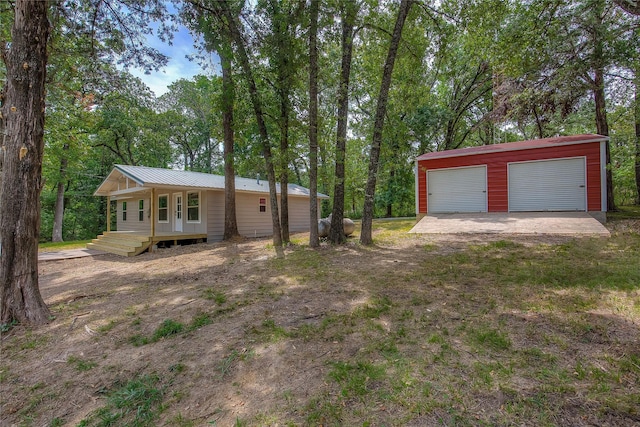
[129,25,218,97]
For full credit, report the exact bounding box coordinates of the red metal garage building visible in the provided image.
[415,134,608,222]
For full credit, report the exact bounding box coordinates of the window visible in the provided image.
[138,199,144,221]
[259,197,267,213]
[158,195,168,222]
[122,201,127,221]
[187,191,200,222]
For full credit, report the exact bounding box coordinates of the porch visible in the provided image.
[87,231,208,257]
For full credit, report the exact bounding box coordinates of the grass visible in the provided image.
[67,356,97,372]
[5,214,640,426]
[38,239,92,252]
[607,205,640,220]
[77,374,164,427]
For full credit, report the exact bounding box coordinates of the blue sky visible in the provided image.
[129,25,219,96]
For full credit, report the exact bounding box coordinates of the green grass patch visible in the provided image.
[67,356,97,372]
[468,326,512,352]
[151,319,184,341]
[328,361,386,398]
[77,374,164,427]
[607,205,640,220]
[38,240,92,252]
[353,295,392,319]
[201,288,226,304]
[218,349,253,378]
[250,318,289,342]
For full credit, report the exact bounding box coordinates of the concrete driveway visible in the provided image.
[409,212,610,236]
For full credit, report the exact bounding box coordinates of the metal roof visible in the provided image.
[94,164,329,199]
[416,134,609,161]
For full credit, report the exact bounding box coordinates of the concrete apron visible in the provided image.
[409,212,610,236]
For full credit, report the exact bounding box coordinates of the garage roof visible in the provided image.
[416,134,608,161]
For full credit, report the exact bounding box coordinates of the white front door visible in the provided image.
[173,193,183,232]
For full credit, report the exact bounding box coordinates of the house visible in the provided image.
[415,134,608,222]
[90,164,329,256]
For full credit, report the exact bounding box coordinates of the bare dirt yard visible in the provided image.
[2,219,640,426]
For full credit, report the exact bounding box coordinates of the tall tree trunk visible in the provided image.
[386,168,395,218]
[329,1,358,244]
[219,3,282,246]
[221,47,239,240]
[279,97,290,243]
[592,0,615,211]
[308,0,320,248]
[0,0,52,325]
[635,64,640,204]
[51,144,69,242]
[360,0,413,245]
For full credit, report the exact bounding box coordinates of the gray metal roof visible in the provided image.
[95,164,329,199]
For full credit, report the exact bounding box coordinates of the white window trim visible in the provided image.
[138,199,144,221]
[158,194,169,223]
[122,201,127,221]
[186,191,201,224]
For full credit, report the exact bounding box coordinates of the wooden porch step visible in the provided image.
[102,232,151,242]
[87,234,151,257]
[94,236,146,249]
[87,242,135,257]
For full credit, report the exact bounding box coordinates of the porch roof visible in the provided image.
[94,165,329,199]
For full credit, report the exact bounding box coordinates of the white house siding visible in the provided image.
[236,192,275,238]
[208,192,317,241]
[116,197,151,232]
[286,196,313,232]
[207,190,225,241]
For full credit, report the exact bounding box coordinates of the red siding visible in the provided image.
[418,142,602,213]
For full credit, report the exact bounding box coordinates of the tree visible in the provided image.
[1,0,171,325]
[217,0,283,247]
[360,0,414,245]
[329,0,359,244]
[220,48,240,239]
[0,0,52,324]
[308,0,320,247]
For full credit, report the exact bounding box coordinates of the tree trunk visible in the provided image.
[386,168,395,218]
[635,64,640,204]
[0,0,52,325]
[219,3,282,246]
[221,47,240,240]
[329,1,358,244]
[52,143,69,242]
[279,99,290,244]
[592,0,615,212]
[360,0,413,245]
[308,0,320,248]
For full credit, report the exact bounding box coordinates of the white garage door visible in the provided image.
[508,158,586,212]
[427,166,487,213]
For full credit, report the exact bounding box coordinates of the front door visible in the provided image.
[173,193,183,232]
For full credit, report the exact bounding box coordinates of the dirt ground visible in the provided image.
[1,221,639,426]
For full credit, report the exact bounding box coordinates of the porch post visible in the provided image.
[106,196,111,232]
[150,188,155,252]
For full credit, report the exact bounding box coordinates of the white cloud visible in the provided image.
[129,26,218,97]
